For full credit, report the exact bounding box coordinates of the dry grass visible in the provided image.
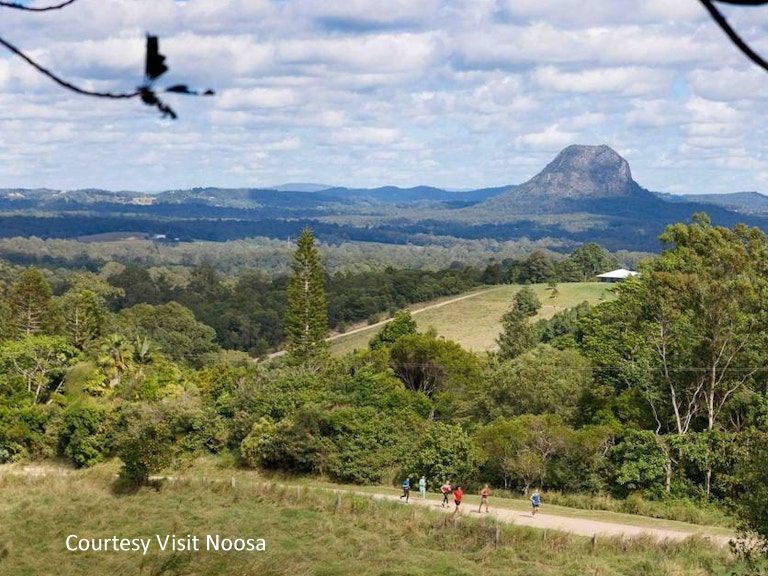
[0,461,755,576]
[331,282,612,355]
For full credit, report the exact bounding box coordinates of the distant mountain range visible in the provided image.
[0,145,765,252]
[654,190,768,214]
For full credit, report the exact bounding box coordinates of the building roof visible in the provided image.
[596,268,639,279]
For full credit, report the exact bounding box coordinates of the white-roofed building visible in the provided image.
[596,268,639,283]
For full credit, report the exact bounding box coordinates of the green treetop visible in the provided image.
[286,228,329,362]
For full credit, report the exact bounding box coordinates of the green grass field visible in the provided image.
[0,462,750,576]
[331,282,612,356]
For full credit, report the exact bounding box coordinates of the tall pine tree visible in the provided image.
[7,268,57,336]
[285,228,329,362]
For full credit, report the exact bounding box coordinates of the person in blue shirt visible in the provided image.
[399,477,411,503]
[530,488,541,516]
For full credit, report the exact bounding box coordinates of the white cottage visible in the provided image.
[596,268,639,283]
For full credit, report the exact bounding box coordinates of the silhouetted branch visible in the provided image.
[0,34,140,98]
[710,1,768,5]
[699,0,768,73]
[0,0,78,11]
[0,32,213,119]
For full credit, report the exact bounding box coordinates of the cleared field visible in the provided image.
[331,282,612,356]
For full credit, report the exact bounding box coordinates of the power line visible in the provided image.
[0,0,78,11]
[699,0,768,73]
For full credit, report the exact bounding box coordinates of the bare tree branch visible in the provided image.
[0,32,212,119]
[0,0,78,11]
[0,35,140,99]
[699,0,768,73]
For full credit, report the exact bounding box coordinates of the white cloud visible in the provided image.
[625,99,686,127]
[277,33,442,74]
[687,67,768,101]
[516,124,579,149]
[497,0,704,26]
[217,88,299,109]
[534,66,672,95]
[329,127,401,145]
[290,0,439,28]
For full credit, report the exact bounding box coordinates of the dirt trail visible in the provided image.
[267,286,506,358]
[366,492,732,547]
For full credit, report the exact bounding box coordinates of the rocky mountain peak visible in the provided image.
[528,144,634,198]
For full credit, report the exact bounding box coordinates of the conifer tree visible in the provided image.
[7,268,57,336]
[285,228,329,361]
[497,306,537,360]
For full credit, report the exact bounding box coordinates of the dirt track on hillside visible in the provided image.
[267,286,505,358]
[366,492,732,547]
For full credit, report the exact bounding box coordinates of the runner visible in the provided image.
[530,488,541,516]
[440,481,452,508]
[452,485,464,516]
[418,475,427,499]
[479,484,490,513]
[399,477,411,503]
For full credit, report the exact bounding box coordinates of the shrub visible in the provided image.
[0,402,59,463]
[735,431,768,552]
[240,418,278,469]
[610,429,668,497]
[58,403,112,468]
[114,404,176,486]
[402,422,479,489]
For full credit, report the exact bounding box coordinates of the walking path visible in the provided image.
[364,491,733,547]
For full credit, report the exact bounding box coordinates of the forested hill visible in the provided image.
[0,145,766,252]
[655,190,768,214]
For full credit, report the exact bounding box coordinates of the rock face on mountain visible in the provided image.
[470,144,654,218]
[532,144,635,199]
[470,145,661,222]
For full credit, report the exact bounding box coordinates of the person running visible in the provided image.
[452,485,464,516]
[440,481,452,508]
[418,476,427,499]
[399,477,411,503]
[479,484,490,513]
[530,488,541,516]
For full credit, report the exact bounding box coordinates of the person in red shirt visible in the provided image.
[479,484,490,513]
[452,486,464,516]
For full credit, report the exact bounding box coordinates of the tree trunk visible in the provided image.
[705,467,712,500]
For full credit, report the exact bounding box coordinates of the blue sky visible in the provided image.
[0,0,766,193]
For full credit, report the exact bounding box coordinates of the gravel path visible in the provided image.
[368,492,732,547]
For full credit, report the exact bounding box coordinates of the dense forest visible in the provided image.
[0,212,663,249]
[0,218,766,548]
[0,241,620,356]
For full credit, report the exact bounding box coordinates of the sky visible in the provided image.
[0,0,766,194]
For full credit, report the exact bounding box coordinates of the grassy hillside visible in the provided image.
[0,463,745,576]
[331,282,612,356]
